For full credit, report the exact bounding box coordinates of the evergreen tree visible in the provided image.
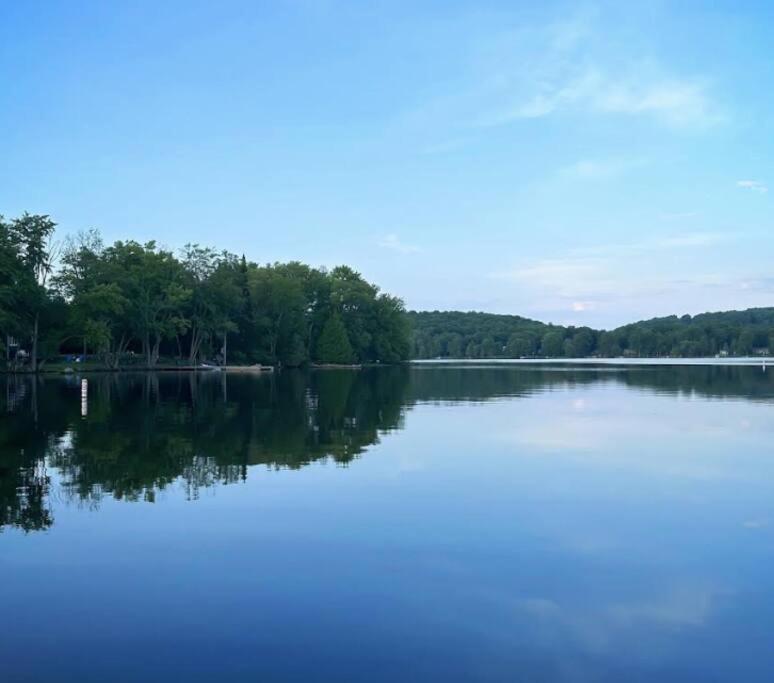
[315,312,354,363]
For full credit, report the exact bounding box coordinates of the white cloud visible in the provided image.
[736,180,768,194]
[377,233,421,254]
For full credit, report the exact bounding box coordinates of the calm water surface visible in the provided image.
[2,365,774,682]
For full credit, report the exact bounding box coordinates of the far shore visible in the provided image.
[5,357,774,374]
[410,357,773,367]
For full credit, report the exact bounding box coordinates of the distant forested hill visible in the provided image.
[408,308,774,359]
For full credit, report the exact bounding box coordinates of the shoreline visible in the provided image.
[1,364,275,375]
[410,357,772,367]
[5,357,772,374]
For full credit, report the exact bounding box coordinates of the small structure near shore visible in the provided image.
[221,365,274,373]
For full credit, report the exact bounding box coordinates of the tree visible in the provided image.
[0,217,30,358]
[506,334,533,357]
[315,312,354,363]
[541,331,564,357]
[6,214,58,371]
[735,328,755,356]
[566,329,595,357]
[370,294,410,363]
[596,332,621,357]
[57,231,133,368]
[481,336,500,357]
[409,311,559,360]
[3,212,411,369]
[329,266,377,361]
[249,264,307,364]
[123,242,190,366]
[181,246,240,363]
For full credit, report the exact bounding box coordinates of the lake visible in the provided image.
[2,364,774,682]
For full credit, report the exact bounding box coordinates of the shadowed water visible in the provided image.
[2,365,774,682]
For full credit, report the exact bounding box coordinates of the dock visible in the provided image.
[221,365,274,373]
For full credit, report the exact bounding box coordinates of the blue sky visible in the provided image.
[1,1,772,328]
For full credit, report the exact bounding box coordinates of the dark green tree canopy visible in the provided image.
[409,309,774,359]
[315,312,354,364]
[1,213,411,369]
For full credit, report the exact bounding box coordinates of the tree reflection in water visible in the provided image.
[2,363,773,532]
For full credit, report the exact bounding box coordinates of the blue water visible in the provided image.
[2,366,773,682]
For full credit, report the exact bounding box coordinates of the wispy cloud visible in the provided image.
[593,77,714,127]
[490,232,731,317]
[496,258,597,285]
[467,9,720,131]
[377,233,421,254]
[737,276,774,293]
[491,256,612,300]
[493,232,728,283]
[736,179,768,194]
[484,69,715,129]
[400,8,721,151]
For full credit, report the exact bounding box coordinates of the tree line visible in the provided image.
[1,212,410,369]
[409,309,774,359]
[5,211,773,367]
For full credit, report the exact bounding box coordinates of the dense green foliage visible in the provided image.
[5,210,773,367]
[0,213,410,368]
[315,312,354,364]
[410,309,774,358]
[0,213,59,371]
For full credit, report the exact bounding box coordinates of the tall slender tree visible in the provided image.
[7,214,58,371]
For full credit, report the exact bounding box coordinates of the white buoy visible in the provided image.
[81,378,88,417]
